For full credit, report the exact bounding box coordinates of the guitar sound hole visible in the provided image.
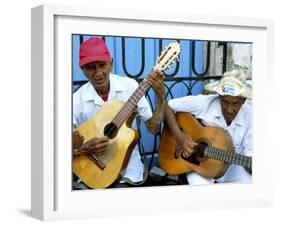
[195,142,208,158]
[104,123,118,139]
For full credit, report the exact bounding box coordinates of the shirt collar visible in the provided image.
[82,73,125,105]
[230,102,248,127]
[210,95,245,128]
[213,98,246,128]
[108,73,125,98]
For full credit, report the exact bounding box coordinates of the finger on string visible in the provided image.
[93,142,108,150]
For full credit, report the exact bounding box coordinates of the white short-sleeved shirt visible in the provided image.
[168,94,252,184]
[73,73,153,182]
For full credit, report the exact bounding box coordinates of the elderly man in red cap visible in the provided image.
[72,37,165,188]
[164,69,252,185]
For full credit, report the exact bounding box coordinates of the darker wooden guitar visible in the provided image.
[158,113,252,179]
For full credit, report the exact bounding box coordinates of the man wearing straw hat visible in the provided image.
[164,69,252,184]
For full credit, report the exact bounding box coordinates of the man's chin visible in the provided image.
[91,81,109,93]
[225,116,234,124]
[92,81,105,87]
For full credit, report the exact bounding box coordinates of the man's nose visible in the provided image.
[226,105,234,114]
[94,66,103,74]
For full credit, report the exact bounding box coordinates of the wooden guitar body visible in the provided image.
[73,99,139,189]
[158,113,234,179]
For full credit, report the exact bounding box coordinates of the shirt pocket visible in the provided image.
[234,144,243,154]
[232,130,244,154]
[227,126,245,154]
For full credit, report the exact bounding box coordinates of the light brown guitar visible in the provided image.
[73,42,181,189]
[158,113,252,179]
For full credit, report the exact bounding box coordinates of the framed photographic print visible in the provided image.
[31,4,274,221]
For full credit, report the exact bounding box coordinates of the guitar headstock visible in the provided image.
[154,42,181,72]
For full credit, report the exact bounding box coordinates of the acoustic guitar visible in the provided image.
[73,42,181,189]
[158,113,252,179]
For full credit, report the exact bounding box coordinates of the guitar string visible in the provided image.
[193,143,251,166]
[105,81,150,137]
[105,59,168,133]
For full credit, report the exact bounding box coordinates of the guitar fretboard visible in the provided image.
[111,80,150,128]
[203,146,252,169]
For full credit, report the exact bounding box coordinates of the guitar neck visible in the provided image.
[203,147,252,169]
[112,80,151,128]
[108,42,180,129]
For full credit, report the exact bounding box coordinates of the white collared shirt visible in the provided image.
[168,94,252,183]
[73,73,153,182]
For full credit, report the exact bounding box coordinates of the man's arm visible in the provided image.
[144,70,165,134]
[164,103,197,158]
[241,115,253,175]
[145,96,165,134]
[164,103,183,140]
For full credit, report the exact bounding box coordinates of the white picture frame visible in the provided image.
[31,4,274,221]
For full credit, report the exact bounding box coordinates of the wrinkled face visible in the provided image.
[82,61,112,92]
[220,95,246,126]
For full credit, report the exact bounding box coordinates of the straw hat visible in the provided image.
[204,69,252,100]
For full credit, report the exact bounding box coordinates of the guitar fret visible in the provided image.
[219,149,223,161]
[205,148,210,157]
[221,149,226,162]
[209,148,214,158]
[239,155,243,166]
[114,108,129,126]
[248,158,252,168]
[220,149,226,162]
[224,151,229,162]
[122,105,131,116]
[240,156,243,166]
[238,155,243,164]
[245,158,249,168]
[230,152,235,164]
[225,151,230,162]
[207,148,211,157]
[217,149,220,160]
[215,150,219,159]
[206,148,212,158]
[233,155,239,165]
[247,157,251,168]
[218,149,222,161]
[198,144,252,170]
[242,157,246,166]
[112,117,121,128]
[215,148,219,160]
[129,95,138,104]
[210,149,214,158]
[204,148,208,156]
[112,80,150,128]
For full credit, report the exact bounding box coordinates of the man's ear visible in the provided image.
[109,59,113,70]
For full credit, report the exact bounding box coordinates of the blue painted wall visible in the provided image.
[72,35,205,155]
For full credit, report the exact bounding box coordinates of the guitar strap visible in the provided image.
[120,142,149,186]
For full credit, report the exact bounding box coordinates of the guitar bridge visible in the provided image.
[88,154,106,170]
